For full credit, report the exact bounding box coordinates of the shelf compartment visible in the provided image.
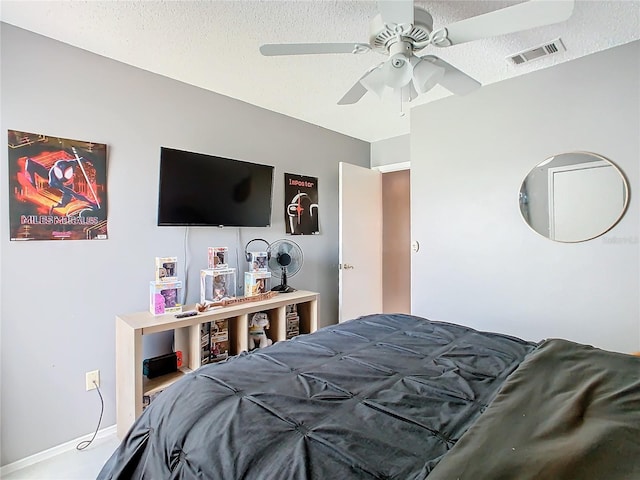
[143,366,193,396]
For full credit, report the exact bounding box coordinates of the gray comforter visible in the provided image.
[428,338,640,480]
[99,314,536,479]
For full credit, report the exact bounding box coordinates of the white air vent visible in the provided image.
[508,38,566,65]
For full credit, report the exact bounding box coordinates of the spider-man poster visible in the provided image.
[8,130,108,241]
[284,173,319,235]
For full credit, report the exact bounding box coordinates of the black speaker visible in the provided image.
[143,352,178,379]
[244,238,271,262]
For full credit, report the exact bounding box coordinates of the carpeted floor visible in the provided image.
[2,433,119,480]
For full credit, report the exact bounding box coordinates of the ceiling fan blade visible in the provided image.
[377,0,414,27]
[338,82,367,105]
[421,56,480,96]
[435,0,575,47]
[338,64,384,105]
[260,43,370,56]
[359,65,388,99]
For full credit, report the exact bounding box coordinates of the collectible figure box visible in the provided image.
[200,322,211,365]
[209,318,229,363]
[155,256,178,282]
[286,316,300,340]
[207,247,229,270]
[143,389,164,411]
[249,251,268,272]
[286,304,300,339]
[149,281,183,315]
[200,268,236,304]
[244,271,271,297]
[200,319,229,364]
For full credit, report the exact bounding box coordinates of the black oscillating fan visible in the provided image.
[267,239,303,293]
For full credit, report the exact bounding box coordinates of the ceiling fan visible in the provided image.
[260,0,575,105]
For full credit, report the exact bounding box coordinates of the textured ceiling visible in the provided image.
[1,0,639,142]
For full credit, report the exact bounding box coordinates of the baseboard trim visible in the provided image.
[0,424,116,476]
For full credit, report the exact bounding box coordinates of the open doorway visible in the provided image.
[382,169,410,314]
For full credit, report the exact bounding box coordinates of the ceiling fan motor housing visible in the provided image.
[370,7,433,54]
[389,41,412,66]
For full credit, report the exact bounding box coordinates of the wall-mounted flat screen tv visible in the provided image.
[157,147,274,227]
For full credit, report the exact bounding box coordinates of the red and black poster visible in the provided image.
[284,173,319,235]
[8,130,108,241]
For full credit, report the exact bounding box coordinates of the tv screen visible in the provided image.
[157,147,274,227]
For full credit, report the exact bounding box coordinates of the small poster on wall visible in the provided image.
[7,130,108,241]
[284,173,319,235]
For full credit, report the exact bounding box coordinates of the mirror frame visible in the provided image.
[519,151,630,243]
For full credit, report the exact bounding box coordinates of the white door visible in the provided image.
[339,162,383,322]
[548,161,625,241]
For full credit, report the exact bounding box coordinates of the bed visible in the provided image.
[98,313,640,479]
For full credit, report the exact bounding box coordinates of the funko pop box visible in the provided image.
[150,280,183,316]
[244,271,271,297]
[207,247,229,270]
[155,256,178,282]
[200,268,236,304]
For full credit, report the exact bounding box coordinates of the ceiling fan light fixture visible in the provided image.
[383,53,414,88]
[412,57,445,94]
[359,66,387,98]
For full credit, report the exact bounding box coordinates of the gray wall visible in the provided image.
[411,41,640,353]
[371,134,410,168]
[0,23,370,465]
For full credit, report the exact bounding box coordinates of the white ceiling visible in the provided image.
[1,1,639,142]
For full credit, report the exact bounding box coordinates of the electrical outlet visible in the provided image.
[86,370,100,391]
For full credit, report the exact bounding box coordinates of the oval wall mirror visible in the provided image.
[519,152,629,243]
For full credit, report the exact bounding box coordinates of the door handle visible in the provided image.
[341,263,354,270]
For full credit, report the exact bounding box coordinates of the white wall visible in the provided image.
[0,23,370,465]
[411,41,639,353]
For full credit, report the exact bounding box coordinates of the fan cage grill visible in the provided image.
[267,240,303,279]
